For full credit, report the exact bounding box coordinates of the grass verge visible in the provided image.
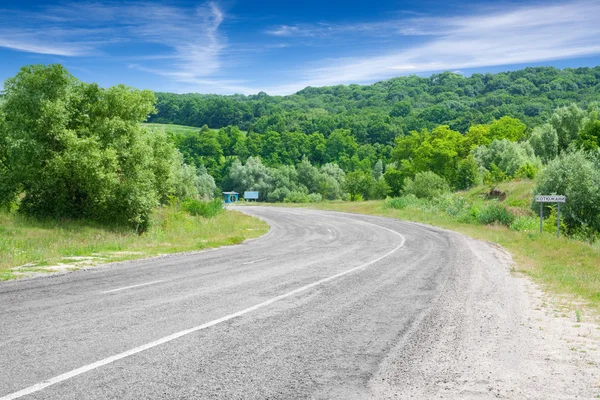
[0,206,268,280]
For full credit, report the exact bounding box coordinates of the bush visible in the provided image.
[402,171,450,199]
[533,150,600,234]
[284,191,309,203]
[475,202,515,226]
[384,194,421,210]
[433,194,469,217]
[514,162,538,179]
[510,216,539,232]
[182,198,223,218]
[267,187,291,202]
[455,155,480,190]
[307,193,322,203]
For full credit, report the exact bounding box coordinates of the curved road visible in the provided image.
[0,207,577,399]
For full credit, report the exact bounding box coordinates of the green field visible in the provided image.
[0,206,269,280]
[141,122,206,135]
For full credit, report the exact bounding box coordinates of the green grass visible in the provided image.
[141,123,208,135]
[0,206,268,280]
[256,180,600,314]
[141,122,244,136]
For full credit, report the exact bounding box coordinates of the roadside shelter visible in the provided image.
[222,191,239,204]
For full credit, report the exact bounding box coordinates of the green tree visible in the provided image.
[345,171,368,201]
[383,168,405,197]
[528,124,558,163]
[1,64,163,231]
[549,104,585,151]
[455,155,480,190]
[488,116,527,142]
[534,151,600,234]
[390,100,412,118]
[326,129,358,163]
[402,171,450,199]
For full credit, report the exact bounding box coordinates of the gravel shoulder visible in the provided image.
[366,223,600,399]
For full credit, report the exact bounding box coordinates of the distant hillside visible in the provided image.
[149,66,600,143]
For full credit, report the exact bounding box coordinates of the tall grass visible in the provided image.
[0,205,268,280]
[182,198,224,218]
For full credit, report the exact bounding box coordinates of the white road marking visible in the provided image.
[242,258,268,265]
[101,280,164,294]
[1,219,405,400]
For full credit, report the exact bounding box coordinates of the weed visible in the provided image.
[576,310,582,322]
[181,198,224,218]
[476,202,515,226]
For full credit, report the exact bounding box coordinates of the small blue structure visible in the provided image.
[244,191,259,201]
[222,191,239,204]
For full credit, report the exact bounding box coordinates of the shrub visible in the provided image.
[455,155,480,190]
[514,162,538,179]
[434,194,469,217]
[510,216,539,232]
[182,198,223,218]
[533,150,600,233]
[475,202,515,226]
[402,171,450,199]
[307,193,322,203]
[267,187,291,202]
[384,194,421,210]
[284,191,309,203]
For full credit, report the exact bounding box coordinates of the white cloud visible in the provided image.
[260,0,600,95]
[0,2,226,83]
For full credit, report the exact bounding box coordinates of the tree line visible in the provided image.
[149,66,600,139]
[1,64,599,237]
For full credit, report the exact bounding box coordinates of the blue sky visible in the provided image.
[2,0,600,95]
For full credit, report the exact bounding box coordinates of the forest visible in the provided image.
[1,64,600,239]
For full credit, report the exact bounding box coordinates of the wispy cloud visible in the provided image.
[265,21,394,38]
[0,2,226,83]
[261,0,600,95]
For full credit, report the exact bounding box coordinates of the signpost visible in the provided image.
[535,195,566,237]
[244,191,259,202]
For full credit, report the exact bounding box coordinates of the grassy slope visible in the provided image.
[0,207,268,280]
[141,122,246,135]
[271,181,600,313]
[141,123,205,135]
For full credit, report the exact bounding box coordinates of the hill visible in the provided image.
[148,66,600,142]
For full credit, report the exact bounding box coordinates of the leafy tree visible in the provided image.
[488,116,527,142]
[455,155,480,190]
[1,64,168,231]
[534,150,600,234]
[345,171,368,201]
[370,178,391,199]
[472,139,540,178]
[372,159,384,180]
[549,104,585,151]
[318,163,346,200]
[578,109,600,151]
[383,168,405,197]
[528,124,558,163]
[227,157,273,200]
[390,100,412,118]
[402,171,450,199]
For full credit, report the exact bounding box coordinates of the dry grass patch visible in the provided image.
[0,207,268,280]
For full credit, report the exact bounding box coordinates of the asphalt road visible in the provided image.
[0,206,572,399]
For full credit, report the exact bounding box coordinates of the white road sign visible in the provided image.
[535,195,566,203]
